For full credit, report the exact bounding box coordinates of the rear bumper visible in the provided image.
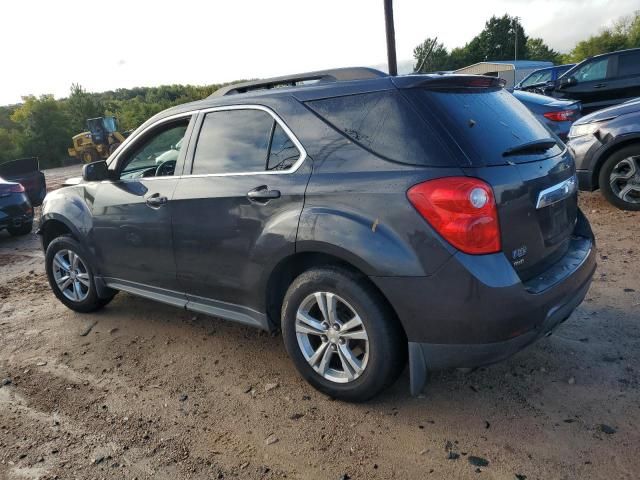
[0,195,34,230]
[370,211,596,394]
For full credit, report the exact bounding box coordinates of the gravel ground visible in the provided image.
[0,165,638,480]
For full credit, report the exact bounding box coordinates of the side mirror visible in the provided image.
[559,76,576,88]
[82,160,110,182]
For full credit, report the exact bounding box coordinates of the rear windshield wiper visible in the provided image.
[502,139,558,157]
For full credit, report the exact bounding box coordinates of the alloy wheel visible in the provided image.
[295,292,369,383]
[52,249,90,302]
[609,155,640,204]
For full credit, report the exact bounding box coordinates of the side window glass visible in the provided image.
[267,123,301,171]
[192,109,273,175]
[119,121,189,179]
[618,52,640,77]
[574,57,609,83]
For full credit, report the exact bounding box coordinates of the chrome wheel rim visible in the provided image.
[52,249,90,302]
[610,155,640,204]
[295,292,369,383]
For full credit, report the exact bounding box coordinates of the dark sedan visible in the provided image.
[567,97,640,210]
[0,177,34,236]
[0,158,47,207]
[513,89,581,141]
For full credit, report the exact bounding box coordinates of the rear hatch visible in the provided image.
[397,76,578,280]
[0,157,46,206]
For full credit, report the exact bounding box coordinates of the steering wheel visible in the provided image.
[155,159,176,177]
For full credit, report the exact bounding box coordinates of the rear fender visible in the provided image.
[296,207,427,276]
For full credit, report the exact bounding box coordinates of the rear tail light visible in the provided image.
[543,109,577,122]
[0,183,25,194]
[407,177,501,255]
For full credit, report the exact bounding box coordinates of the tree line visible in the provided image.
[1,11,639,169]
[413,11,640,73]
[0,83,230,168]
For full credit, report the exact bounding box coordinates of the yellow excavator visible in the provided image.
[68,116,126,163]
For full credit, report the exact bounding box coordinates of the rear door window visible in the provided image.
[617,51,640,77]
[267,123,301,171]
[192,109,273,175]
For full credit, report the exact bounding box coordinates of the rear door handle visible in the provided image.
[145,193,168,207]
[247,185,281,202]
[594,83,606,88]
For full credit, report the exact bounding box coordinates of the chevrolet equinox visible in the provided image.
[40,68,597,401]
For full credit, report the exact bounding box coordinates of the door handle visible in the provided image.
[247,185,281,202]
[594,83,606,88]
[145,194,168,207]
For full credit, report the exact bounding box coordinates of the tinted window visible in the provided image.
[192,109,273,175]
[120,121,189,179]
[306,90,455,166]
[406,88,559,166]
[267,124,300,171]
[574,57,609,82]
[618,51,640,77]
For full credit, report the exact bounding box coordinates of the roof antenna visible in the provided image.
[384,0,398,76]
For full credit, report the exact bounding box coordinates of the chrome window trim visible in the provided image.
[185,104,307,178]
[109,104,307,181]
[535,174,578,209]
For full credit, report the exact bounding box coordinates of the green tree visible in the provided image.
[66,84,105,133]
[413,37,449,72]
[526,37,562,63]
[10,95,73,168]
[565,11,639,62]
[476,15,528,61]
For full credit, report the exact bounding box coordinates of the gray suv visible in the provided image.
[40,68,596,401]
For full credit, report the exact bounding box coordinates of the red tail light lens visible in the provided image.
[543,110,577,122]
[407,177,501,255]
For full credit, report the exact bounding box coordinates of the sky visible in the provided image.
[1,0,637,105]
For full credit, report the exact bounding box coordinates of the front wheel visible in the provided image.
[45,235,115,313]
[281,267,406,402]
[599,145,640,211]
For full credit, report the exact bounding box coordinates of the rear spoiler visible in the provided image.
[392,74,506,91]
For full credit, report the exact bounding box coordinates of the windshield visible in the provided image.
[520,69,552,87]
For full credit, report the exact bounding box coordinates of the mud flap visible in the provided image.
[408,342,429,396]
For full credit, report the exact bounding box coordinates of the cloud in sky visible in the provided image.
[1,0,636,105]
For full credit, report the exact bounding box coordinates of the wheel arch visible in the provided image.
[39,215,79,250]
[264,251,406,342]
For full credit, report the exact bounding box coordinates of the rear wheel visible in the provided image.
[45,235,115,313]
[7,222,32,236]
[281,267,406,402]
[599,145,640,211]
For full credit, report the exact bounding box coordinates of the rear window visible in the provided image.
[405,88,560,165]
[305,90,457,167]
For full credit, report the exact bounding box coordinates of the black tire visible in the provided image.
[598,145,640,211]
[45,235,115,313]
[7,221,33,236]
[281,267,406,402]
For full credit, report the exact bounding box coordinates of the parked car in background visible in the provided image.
[0,157,47,207]
[39,68,596,401]
[0,176,34,236]
[513,89,581,141]
[568,97,640,210]
[546,48,640,114]
[514,64,574,93]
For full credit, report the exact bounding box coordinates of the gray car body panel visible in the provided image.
[40,72,597,393]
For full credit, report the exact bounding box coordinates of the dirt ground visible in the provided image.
[1,165,639,480]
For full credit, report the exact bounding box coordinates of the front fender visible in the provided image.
[296,207,428,276]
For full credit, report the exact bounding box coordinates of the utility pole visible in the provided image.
[384,0,398,76]
[514,16,520,61]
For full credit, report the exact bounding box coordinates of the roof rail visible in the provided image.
[209,67,388,97]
